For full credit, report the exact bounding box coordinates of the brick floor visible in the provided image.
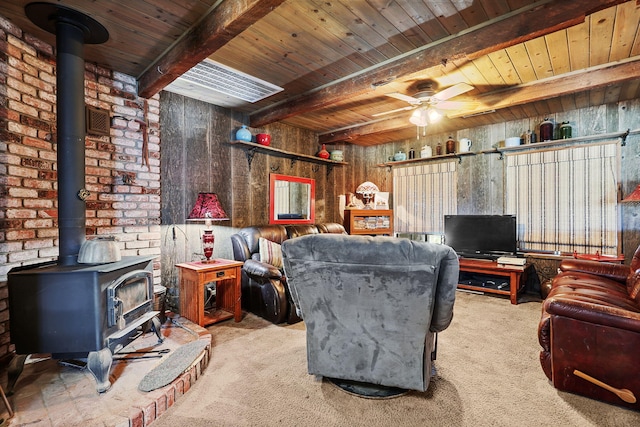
[0,314,211,427]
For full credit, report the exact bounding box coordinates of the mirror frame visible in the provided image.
[269,173,315,224]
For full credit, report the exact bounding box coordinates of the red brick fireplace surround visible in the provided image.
[0,14,162,361]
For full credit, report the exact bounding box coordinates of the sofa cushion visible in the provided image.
[285,224,319,239]
[316,222,347,234]
[259,237,283,269]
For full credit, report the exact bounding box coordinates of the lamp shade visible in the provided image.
[356,181,379,197]
[187,193,229,220]
[427,107,442,122]
[409,108,429,126]
[622,184,640,202]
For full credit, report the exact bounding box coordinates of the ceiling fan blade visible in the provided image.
[372,105,416,117]
[385,92,422,105]
[433,82,474,101]
[432,100,479,111]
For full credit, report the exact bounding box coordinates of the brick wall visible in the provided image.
[0,14,161,359]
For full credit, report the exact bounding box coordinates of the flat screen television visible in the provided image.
[444,214,518,259]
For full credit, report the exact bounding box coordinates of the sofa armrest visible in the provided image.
[559,259,630,283]
[243,259,282,280]
[544,295,640,334]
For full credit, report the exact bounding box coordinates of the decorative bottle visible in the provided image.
[409,148,415,159]
[446,136,456,154]
[560,121,572,139]
[317,144,330,159]
[540,118,553,142]
[235,125,252,142]
[436,142,442,155]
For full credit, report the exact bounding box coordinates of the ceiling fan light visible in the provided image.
[409,108,429,126]
[427,108,442,122]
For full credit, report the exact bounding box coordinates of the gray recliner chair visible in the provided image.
[281,234,459,395]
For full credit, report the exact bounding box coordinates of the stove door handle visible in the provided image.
[114,297,125,330]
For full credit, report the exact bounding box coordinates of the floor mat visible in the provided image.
[139,339,209,392]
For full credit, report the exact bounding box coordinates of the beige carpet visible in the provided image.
[150,292,640,427]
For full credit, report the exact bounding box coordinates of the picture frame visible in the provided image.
[373,192,389,210]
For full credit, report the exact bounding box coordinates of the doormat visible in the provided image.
[139,339,209,392]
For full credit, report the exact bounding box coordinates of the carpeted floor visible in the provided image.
[150,291,640,427]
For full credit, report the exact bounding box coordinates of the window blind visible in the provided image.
[504,141,619,254]
[393,161,458,234]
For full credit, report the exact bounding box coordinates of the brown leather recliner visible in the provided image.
[538,244,640,409]
[230,223,346,324]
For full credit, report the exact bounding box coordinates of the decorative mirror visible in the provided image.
[269,174,315,224]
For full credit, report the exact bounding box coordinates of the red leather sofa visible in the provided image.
[538,244,640,409]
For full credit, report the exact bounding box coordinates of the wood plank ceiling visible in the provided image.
[2,0,638,146]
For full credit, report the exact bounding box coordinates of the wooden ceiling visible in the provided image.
[2,0,639,146]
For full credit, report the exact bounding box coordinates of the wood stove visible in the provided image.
[7,3,163,394]
[8,256,162,392]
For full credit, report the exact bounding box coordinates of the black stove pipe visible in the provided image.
[25,3,109,266]
[56,16,87,266]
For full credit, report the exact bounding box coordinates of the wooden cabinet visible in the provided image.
[344,209,393,235]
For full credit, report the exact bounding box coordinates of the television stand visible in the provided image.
[457,258,527,304]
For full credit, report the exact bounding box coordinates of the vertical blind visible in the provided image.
[504,142,619,254]
[393,161,458,234]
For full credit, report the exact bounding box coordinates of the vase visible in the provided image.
[235,125,252,142]
[256,133,271,146]
[446,136,456,154]
[540,118,553,141]
[317,144,330,159]
[330,150,343,161]
[393,150,406,161]
[560,121,572,139]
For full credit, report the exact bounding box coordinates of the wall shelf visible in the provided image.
[480,129,630,159]
[229,140,347,173]
[377,151,475,168]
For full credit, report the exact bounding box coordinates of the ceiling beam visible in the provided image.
[319,58,640,144]
[319,118,410,144]
[137,0,287,99]
[449,58,640,117]
[250,0,628,128]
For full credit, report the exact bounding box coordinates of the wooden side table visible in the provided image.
[457,258,527,305]
[176,259,243,326]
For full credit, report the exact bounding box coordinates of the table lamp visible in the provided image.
[187,193,229,261]
[356,181,379,209]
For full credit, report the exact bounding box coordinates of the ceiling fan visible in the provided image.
[373,81,477,124]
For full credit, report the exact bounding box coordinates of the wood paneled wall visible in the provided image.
[159,91,361,307]
[160,92,640,310]
[371,101,640,264]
